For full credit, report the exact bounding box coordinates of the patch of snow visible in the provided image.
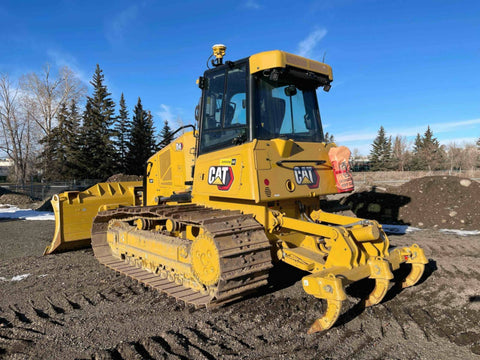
[439,229,480,236]
[0,273,31,281]
[0,205,54,220]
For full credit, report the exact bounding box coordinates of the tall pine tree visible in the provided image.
[369,126,392,171]
[39,103,69,180]
[77,65,116,179]
[63,99,82,179]
[411,126,444,170]
[158,120,174,149]
[113,93,130,173]
[126,97,156,175]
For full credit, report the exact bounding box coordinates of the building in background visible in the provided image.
[0,159,13,181]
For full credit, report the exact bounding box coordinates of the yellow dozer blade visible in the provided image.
[44,181,142,255]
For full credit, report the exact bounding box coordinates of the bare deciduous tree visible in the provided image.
[0,74,34,184]
[391,135,410,171]
[446,143,479,172]
[19,64,86,137]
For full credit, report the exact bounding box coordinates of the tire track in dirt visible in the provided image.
[1,223,480,359]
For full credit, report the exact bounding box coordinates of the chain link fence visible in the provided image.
[2,170,479,201]
[0,180,101,200]
[352,170,480,187]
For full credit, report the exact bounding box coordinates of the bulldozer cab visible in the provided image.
[197,50,332,156]
[192,49,342,203]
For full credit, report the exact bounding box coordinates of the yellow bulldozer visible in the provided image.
[44,45,427,333]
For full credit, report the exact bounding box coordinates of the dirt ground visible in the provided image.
[1,176,480,359]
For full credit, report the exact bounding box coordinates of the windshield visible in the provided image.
[254,71,324,142]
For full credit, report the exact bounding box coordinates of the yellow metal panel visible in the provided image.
[193,139,339,204]
[255,140,338,202]
[146,131,196,205]
[193,142,258,201]
[249,50,333,80]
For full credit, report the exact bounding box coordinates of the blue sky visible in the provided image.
[1,0,479,155]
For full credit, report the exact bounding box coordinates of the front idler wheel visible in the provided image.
[191,234,221,287]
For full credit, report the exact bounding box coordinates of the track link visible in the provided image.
[91,205,273,308]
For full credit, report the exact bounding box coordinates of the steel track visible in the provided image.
[91,204,273,308]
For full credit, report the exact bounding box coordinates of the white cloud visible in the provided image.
[105,5,139,44]
[429,118,480,133]
[244,0,261,9]
[333,118,480,156]
[297,28,327,58]
[443,137,479,145]
[156,104,189,131]
[336,118,480,143]
[389,118,480,138]
[46,50,90,86]
[157,104,174,123]
[336,131,378,143]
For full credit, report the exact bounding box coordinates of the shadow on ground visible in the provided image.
[322,187,412,226]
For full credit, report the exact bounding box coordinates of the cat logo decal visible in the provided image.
[293,166,319,189]
[208,166,234,191]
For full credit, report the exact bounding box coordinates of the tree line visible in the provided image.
[367,126,480,172]
[0,64,175,184]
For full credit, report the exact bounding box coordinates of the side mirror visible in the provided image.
[195,105,200,121]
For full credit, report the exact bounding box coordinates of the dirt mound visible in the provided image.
[35,198,54,212]
[345,176,480,230]
[106,174,142,182]
[389,176,480,230]
[0,193,34,206]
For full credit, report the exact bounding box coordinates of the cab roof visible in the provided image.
[249,50,333,81]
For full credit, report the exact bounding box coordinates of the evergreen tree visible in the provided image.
[369,126,392,171]
[39,103,69,180]
[113,93,130,173]
[413,133,422,154]
[126,97,156,175]
[410,126,445,170]
[147,111,156,150]
[77,65,116,179]
[55,103,70,178]
[410,133,426,170]
[63,99,82,179]
[158,120,174,149]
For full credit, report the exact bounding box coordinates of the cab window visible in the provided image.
[200,62,248,154]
